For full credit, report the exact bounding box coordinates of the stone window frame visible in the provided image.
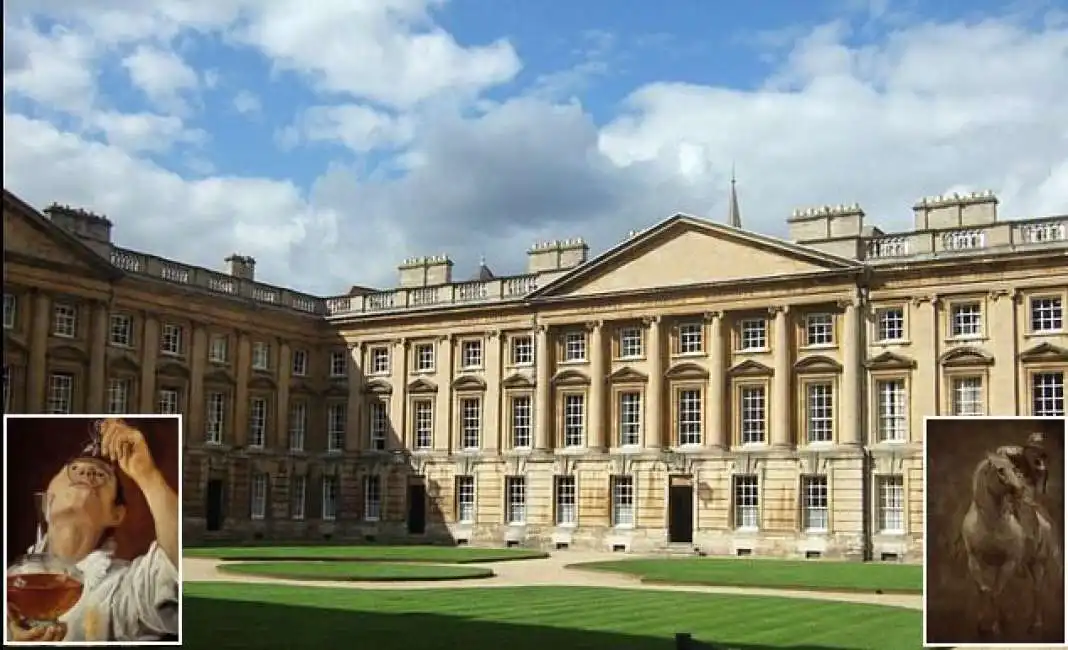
[798,309,838,350]
[943,294,987,342]
[799,473,831,533]
[553,474,578,527]
[410,341,436,374]
[671,319,705,357]
[287,398,308,451]
[869,371,911,444]
[613,322,645,360]
[728,361,773,448]
[46,367,81,414]
[107,311,136,349]
[508,333,534,367]
[1023,287,1067,336]
[455,474,476,524]
[458,336,484,370]
[609,474,635,529]
[732,313,769,353]
[159,321,186,357]
[559,329,588,364]
[247,393,272,448]
[670,382,704,448]
[2,292,17,330]
[609,370,647,450]
[409,396,435,450]
[870,302,909,345]
[51,300,80,339]
[871,472,907,535]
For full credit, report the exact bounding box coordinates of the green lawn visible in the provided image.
[569,558,922,594]
[216,561,494,582]
[183,583,922,650]
[184,545,548,564]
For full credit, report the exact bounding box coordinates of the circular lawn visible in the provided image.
[216,561,494,582]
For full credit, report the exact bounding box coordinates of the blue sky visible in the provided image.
[3,0,1067,294]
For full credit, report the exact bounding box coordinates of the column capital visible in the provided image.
[436,333,453,343]
[534,323,549,334]
[835,297,862,310]
[487,329,502,339]
[988,288,1017,303]
[584,320,603,332]
[703,310,724,322]
[910,294,940,307]
[348,340,363,352]
[641,315,661,326]
[768,305,790,316]
[389,337,408,347]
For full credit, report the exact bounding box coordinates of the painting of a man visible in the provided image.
[925,417,1065,646]
[4,417,181,644]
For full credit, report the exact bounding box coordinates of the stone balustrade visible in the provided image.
[865,215,1067,261]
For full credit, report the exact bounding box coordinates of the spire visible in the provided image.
[727,163,742,229]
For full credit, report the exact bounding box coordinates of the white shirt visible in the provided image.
[13,540,179,642]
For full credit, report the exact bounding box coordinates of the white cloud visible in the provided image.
[2,21,98,114]
[2,6,1067,297]
[87,111,207,153]
[121,45,200,113]
[232,90,262,115]
[280,105,414,153]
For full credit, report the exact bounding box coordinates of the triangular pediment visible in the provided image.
[794,355,842,374]
[865,351,916,370]
[726,359,773,377]
[609,367,648,383]
[529,215,859,299]
[502,373,535,390]
[939,346,994,367]
[1019,342,1068,364]
[407,378,438,394]
[3,190,121,280]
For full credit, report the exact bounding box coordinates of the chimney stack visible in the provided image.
[225,254,256,280]
[44,203,114,257]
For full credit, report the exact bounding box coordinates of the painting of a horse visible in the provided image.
[961,451,1059,638]
[925,417,1065,646]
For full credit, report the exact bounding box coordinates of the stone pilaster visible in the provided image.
[771,306,792,447]
[534,325,552,451]
[87,301,109,412]
[588,320,606,450]
[706,311,727,449]
[646,316,664,449]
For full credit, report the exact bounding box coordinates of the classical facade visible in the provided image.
[4,187,1066,561]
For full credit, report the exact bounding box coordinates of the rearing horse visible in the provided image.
[961,451,1058,638]
[961,452,1030,638]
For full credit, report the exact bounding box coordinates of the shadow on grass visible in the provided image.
[182,596,909,650]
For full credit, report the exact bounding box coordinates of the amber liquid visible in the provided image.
[6,574,83,622]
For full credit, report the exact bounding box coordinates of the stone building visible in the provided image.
[3,186,1066,561]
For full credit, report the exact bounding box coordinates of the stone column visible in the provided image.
[771,306,792,447]
[645,316,664,449]
[87,301,109,412]
[26,292,51,412]
[706,311,727,449]
[588,320,606,450]
[433,335,453,453]
[484,331,503,452]
[346,342,364,451]
[276,341,291,450]
[138,314,159,413]
[188,325,208,438]
[233,331,251,447]
[839,298,862,446]
[388,338,408,450]
[534,325,552,451]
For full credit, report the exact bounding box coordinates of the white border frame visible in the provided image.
[922,415,1068,649]
[3,414,184,647]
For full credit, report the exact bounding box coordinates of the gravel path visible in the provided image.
[181,551,923,611]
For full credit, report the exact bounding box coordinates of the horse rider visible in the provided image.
[997,431,1049,497]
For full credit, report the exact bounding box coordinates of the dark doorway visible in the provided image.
[667,475,694,543]
[407,482,427,535]
[206,479,224,532]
